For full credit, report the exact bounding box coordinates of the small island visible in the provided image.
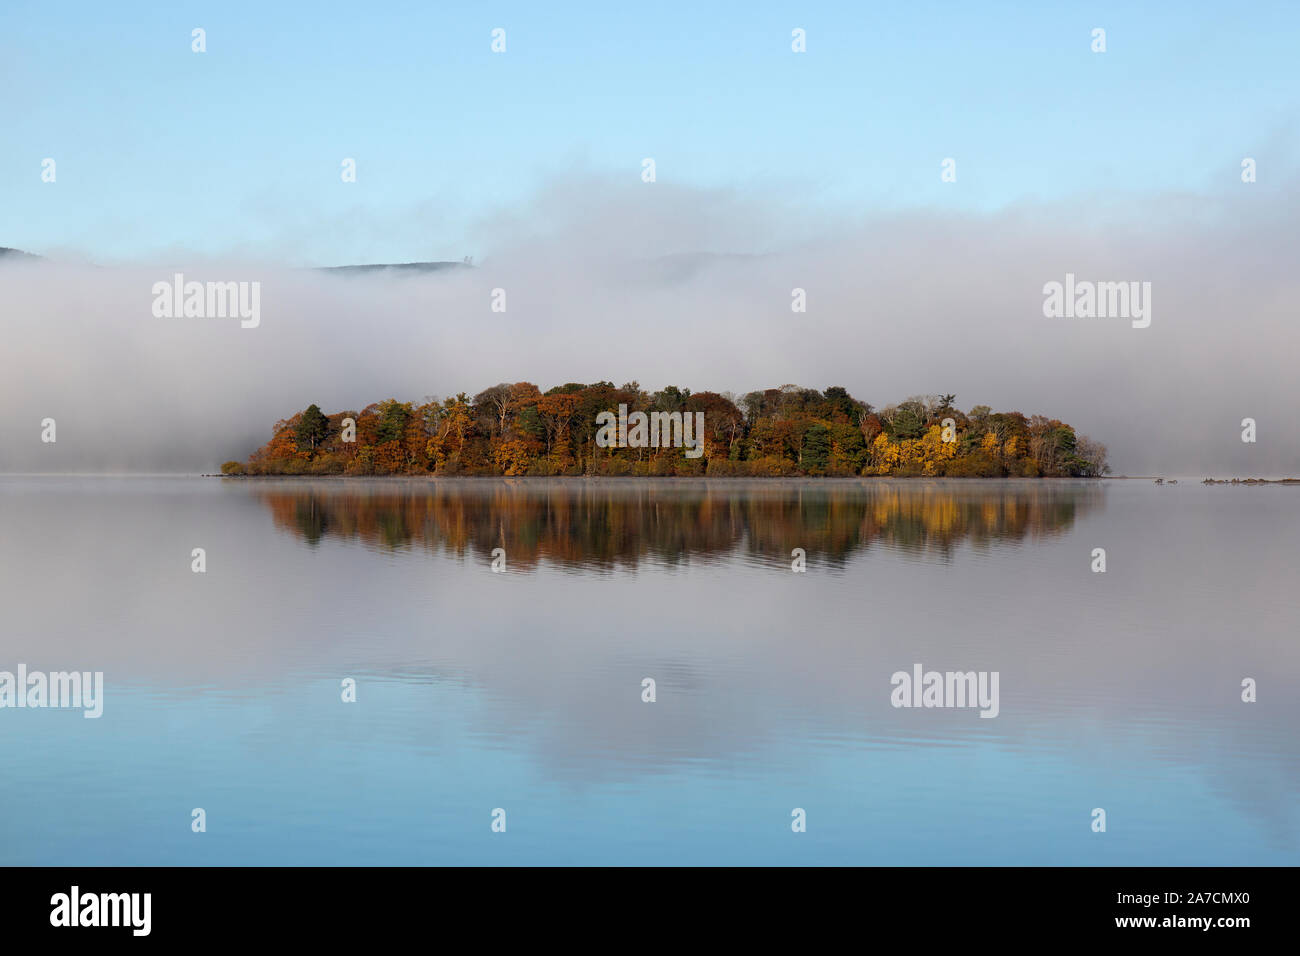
[224,383,1110,478]
[1200,478,1300,484]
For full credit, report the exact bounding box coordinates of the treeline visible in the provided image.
[227,383,1110,478]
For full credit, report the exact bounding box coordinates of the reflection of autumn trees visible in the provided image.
[257,481,1101,567]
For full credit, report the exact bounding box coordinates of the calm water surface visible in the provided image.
[1,477,1296,865]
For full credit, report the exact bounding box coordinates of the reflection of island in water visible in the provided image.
[255,479,1103,568]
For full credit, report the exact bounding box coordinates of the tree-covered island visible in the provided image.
[225,383,1109,478]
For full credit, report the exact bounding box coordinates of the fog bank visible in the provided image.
[3,174,1297,476]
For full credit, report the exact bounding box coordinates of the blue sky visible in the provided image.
[2,0,1297,264]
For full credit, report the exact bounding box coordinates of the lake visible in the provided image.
[1,476,1295,865]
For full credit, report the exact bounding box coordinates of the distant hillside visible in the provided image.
[0,247,466,273]
[318,261,470,275]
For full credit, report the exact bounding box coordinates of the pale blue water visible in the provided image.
[1,477,1296,865]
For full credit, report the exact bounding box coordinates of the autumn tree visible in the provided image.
[1075,435,1111,477]
[536,392,582,458]
[474,384,513,437]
